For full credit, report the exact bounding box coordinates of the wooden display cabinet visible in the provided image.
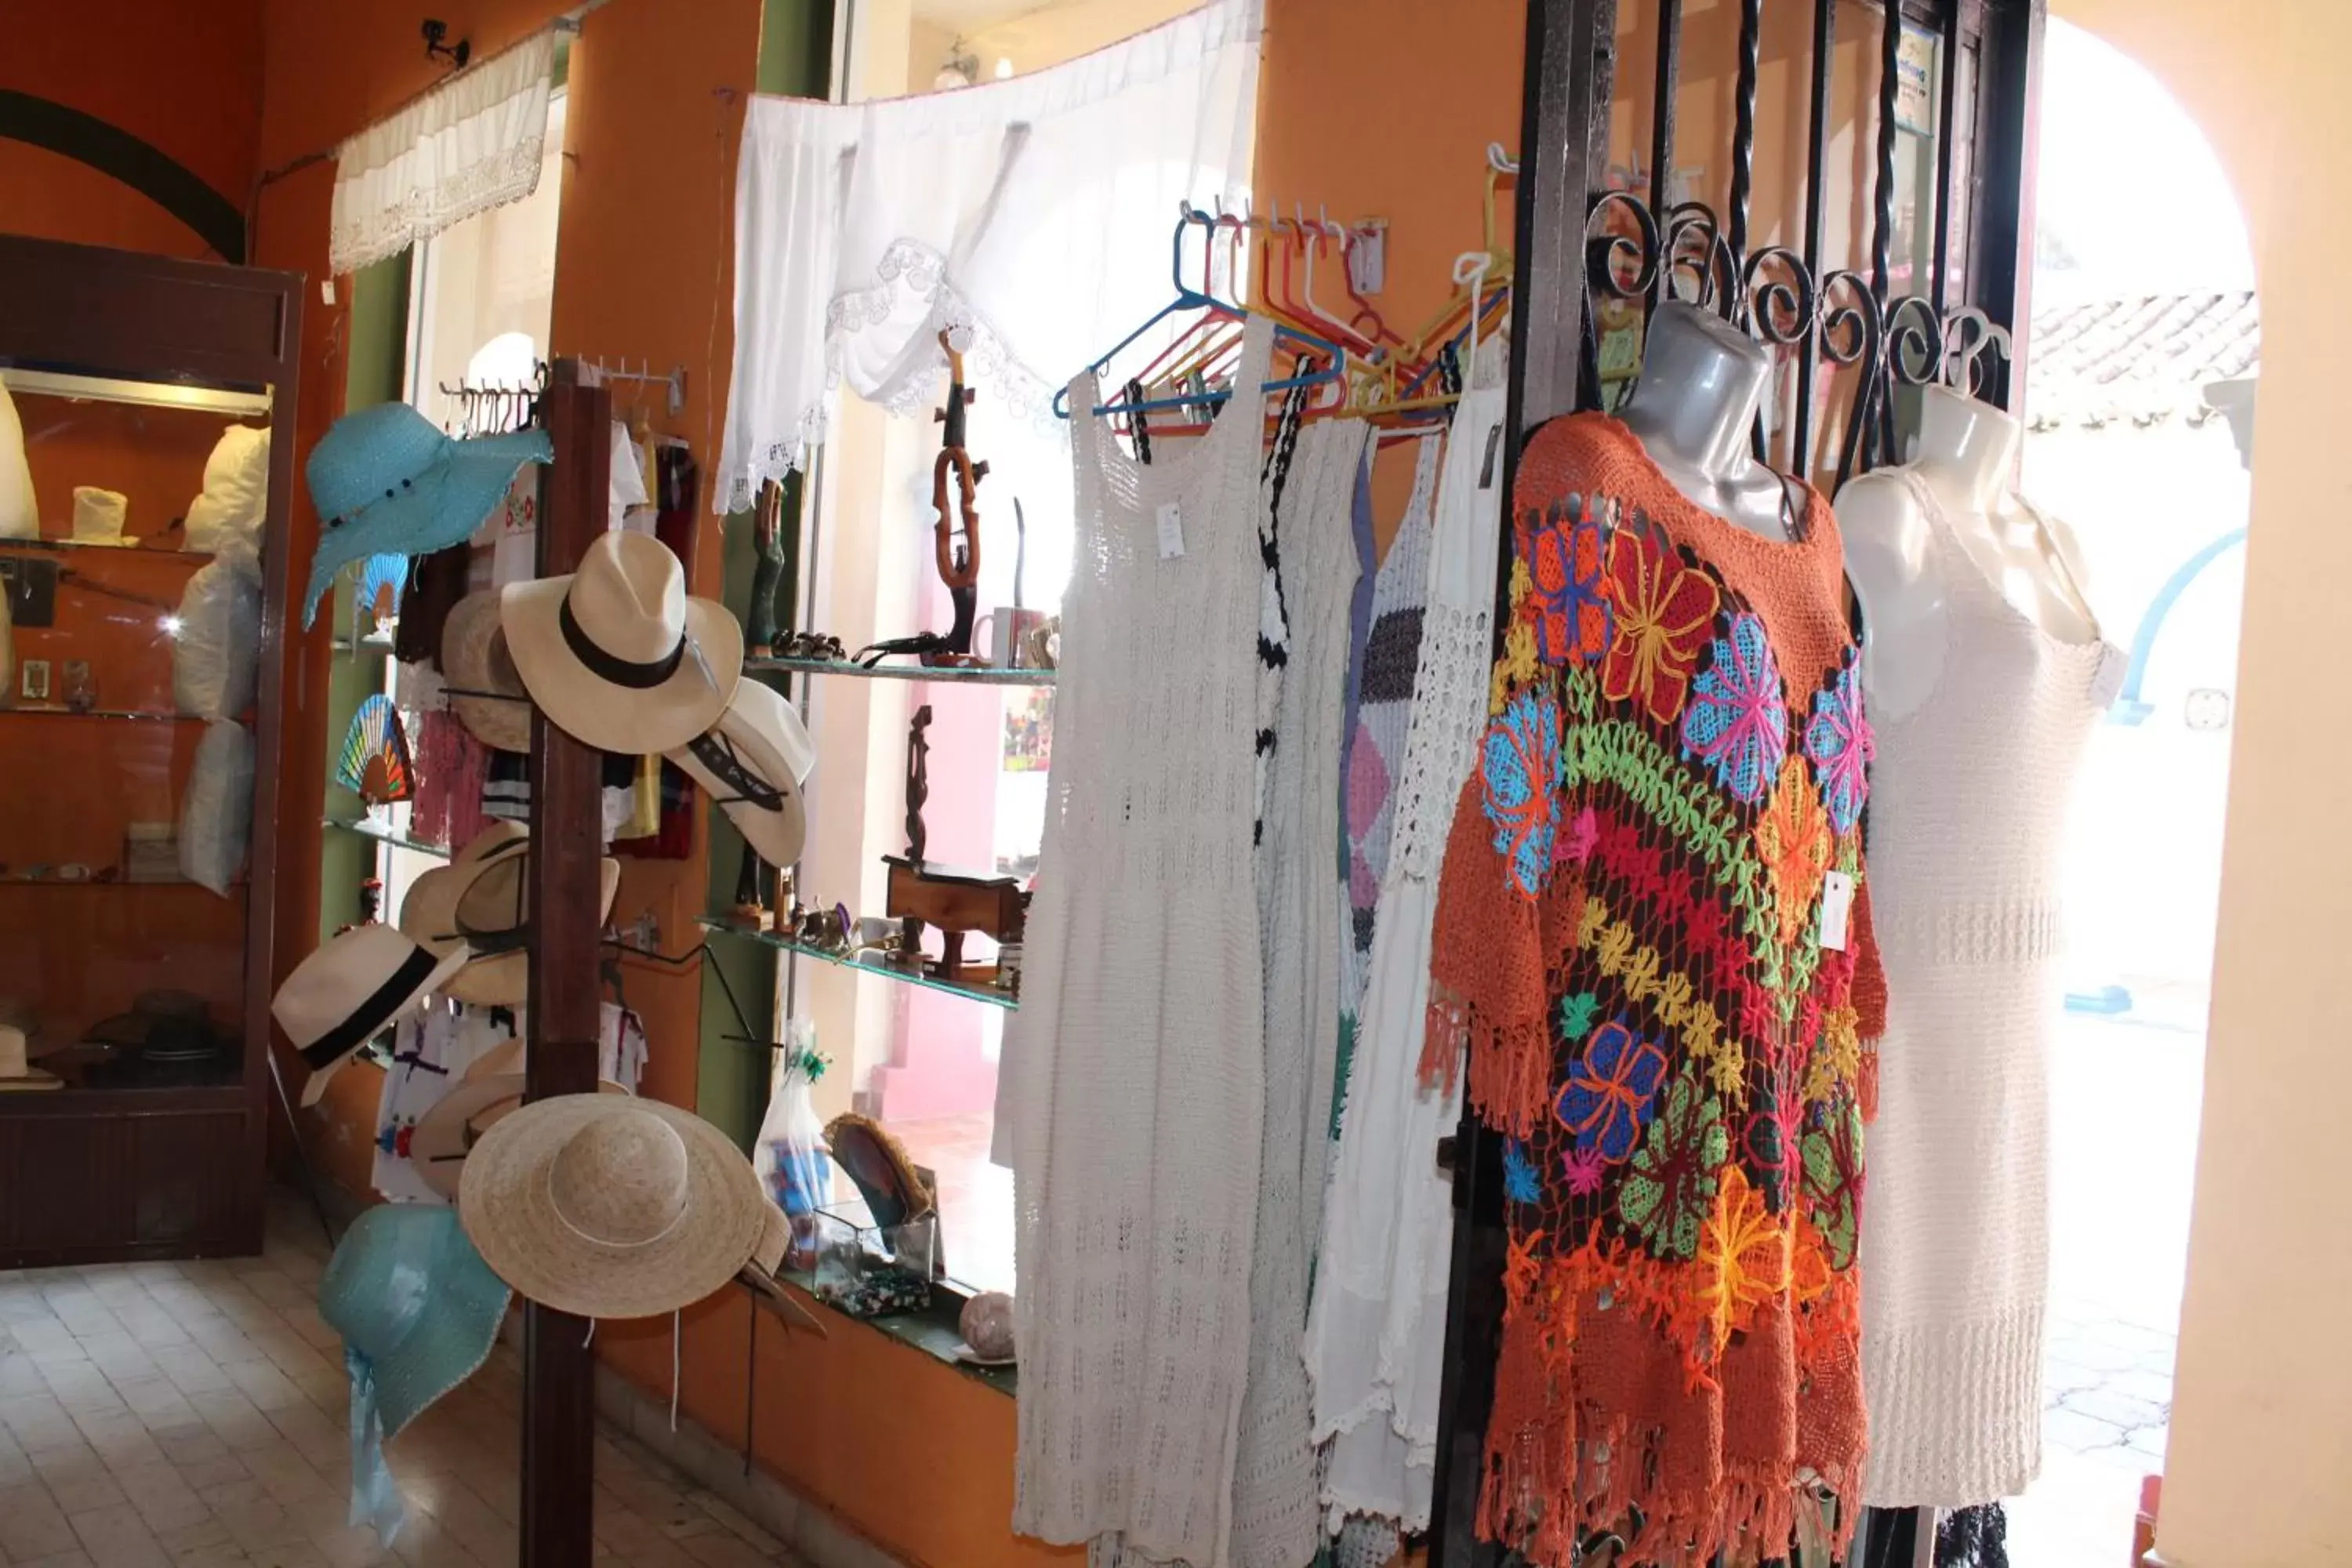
[0,235,299,1265]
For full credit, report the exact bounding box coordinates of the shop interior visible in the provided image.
[0,2,2340,1567]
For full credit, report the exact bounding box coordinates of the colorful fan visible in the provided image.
[355,554,405,633]
[336,694,415,806]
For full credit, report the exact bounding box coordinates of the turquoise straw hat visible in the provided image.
[302,402,550,627]
[318,1203,511,1541]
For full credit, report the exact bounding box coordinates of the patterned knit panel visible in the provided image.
[1340,437,1441,1004]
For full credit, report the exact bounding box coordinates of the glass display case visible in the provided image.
[0,235,299,1265]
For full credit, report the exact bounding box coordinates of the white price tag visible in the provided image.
[1818,870,1855,953]
[1156,501,1185,560]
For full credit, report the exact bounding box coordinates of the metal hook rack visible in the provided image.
[578,356,688,416]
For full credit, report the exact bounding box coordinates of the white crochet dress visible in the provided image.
[1304,385,1508,1532]
[1860,468,2127,1507]
[1004,319,1276,1567]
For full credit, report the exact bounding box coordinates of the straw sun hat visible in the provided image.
[398,823,619,1007]
[501,530,742,755]
[440,590,533,753]
[666,675,815,869]
[458,1094,769,1319]
[408,1072,630,1201]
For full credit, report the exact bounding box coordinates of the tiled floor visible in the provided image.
[0,1192,804,1568]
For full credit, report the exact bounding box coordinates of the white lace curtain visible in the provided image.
[716,0,1261,513]
[329,30,557,277]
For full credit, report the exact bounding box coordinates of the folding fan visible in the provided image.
[355,554,405,633]
[336,694,415,805]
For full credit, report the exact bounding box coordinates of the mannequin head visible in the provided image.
[1915,385,2023,510]
[1619,301,1772,479]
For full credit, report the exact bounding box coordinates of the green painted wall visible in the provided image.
[318,251,410,942]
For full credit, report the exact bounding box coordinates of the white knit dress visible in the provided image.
[1860,469,2127,1507]
[1304,386,1508,1533]
[1004,319,1276,1567]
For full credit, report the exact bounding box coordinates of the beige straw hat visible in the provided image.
[409,1072,630,1201]
[399,823,619,1007]
[440,590,533,753]
[666,676,815,870]
[500,531,742,755]
[0,1024,60,1091]
[274,924,471,1107]
[457,1094,768,1319]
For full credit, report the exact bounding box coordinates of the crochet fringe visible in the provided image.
[1474,1239,1864,1568]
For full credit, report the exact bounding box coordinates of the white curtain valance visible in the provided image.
[329,30,557,277]
[717,0,1261,513]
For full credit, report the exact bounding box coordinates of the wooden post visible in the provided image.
[520,360,609,1566]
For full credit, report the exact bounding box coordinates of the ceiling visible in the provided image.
[912,0,1067,31]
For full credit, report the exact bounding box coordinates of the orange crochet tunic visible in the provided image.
[1426,414,1886,1566]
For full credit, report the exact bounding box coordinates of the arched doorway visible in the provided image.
[2004,17,2256,1564]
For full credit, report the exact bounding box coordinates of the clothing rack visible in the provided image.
[1425,2,2046,1563]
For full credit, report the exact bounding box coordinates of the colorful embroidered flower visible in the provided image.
[1527,503,1613,666]
[1559,990,1602,1043]
[1618,1064,1728,1260]
[1679,612,1788,804]
[1563,1145,1607,1196]
[1482,688,1563,898]
[1800,1099,1865,1272]
[1503,1139,1543,1205]
[1804,651,1875,834]
[1601,524,1721,728]
[1697,1167,1791,1345]
[1555,1019,1669,1163]
[1755,757,1834,948]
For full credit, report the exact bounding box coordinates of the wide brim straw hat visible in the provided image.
[409,1072,630,1201]
[318,1204,510,1439]
[303,401,550,627]
[665,675,815,869]
[398,823,619,1007]
[459,1094,768,1319]
[501,530,742,756]
[735,1200,827,1334]
[441,590,533,753]
[274,924,471,1107]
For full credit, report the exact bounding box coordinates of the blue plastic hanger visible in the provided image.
[1053,203,1346,420]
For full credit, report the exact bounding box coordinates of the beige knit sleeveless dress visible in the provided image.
[1860,470,2127,1507]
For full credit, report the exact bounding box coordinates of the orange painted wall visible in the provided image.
[0,0,263,258]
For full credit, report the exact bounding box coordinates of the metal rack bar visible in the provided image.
[1792,0,1838,476]
[518,360,610,1568]
[1645,0,1683,318]
[1726,0,1764,264]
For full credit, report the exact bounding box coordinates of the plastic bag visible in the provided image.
[180,720,254,895]
[172,546,263,719]
[184,423,271,554]
[753,1025,830,1266]
[0,381,35,539]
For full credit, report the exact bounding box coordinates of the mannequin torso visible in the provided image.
[1839,385,2100,720]
[1617,301,1795,541]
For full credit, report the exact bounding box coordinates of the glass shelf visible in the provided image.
[330,632,397,655]
[0,878,243,891]
[0,535,216,561]
[698,916,1018,1011]
[0,706,203,723]
[324,818,453,859]
[746,655,1055,688]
